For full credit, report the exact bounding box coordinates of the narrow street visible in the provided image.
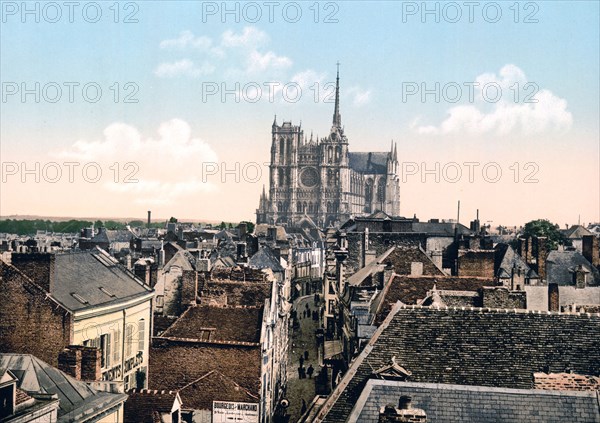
[285,293,320,422]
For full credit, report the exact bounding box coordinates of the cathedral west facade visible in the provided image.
[256,68,400,228]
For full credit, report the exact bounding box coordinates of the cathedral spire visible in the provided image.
[273,114,277,127]
[333,62,341,127]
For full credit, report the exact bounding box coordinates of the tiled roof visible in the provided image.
[563,225,593,239]
[15,388,33,405]
[148,342,261,398]
[350,380,600,423]
[51,249,153,311]
[495,244,537,278]
[178,370,259,411]
[0,353,126,422]
[201,280,273,307]
[124,389,179,423]
[161,305,263,344]
[375,275,496,322]
[317,305,600,422]
[533,372,600,391]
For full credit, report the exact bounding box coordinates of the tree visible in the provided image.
[218,221,227,230]
[520,219,568,251]
[169,217,178,223]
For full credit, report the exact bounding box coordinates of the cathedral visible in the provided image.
[256,68,400,228]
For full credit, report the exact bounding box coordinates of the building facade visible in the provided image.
[257,68,400,228]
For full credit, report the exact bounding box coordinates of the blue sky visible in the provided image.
[1,1,599,225]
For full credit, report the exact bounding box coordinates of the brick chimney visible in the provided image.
[10,252,55,293]
[582,235,599,268]
[58,346,101,381]
[378,396,427,423]
[535,237,547,281]
[548,283,559,311]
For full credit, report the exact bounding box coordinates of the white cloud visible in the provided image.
[221,27,268,48]
[413,64,573,136]
[346,86,372,106]
[160,30,213,50]
[246,50,292,73]
[154,59,215,78]
[55,119,218,205]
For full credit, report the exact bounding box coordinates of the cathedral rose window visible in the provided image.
[301,167,319,187]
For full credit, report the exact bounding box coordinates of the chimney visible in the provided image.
[80,347,101,381]
[11,252,55,293]
[134,261,151,285]
[147,211,151,228]
[582,235,599,268]
[548,283,559,311]
[181,270,198,306]
[362,228,370,268]
[267,226,277,241]
[58,347,81,380]
[239,223,247,239]
[237,242,247,263]
[518,238,528,263]
[378,396,427,423]
[535,237,547,281]
[58,346,101,381]
[572,264,588,289]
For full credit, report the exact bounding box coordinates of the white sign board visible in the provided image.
[212,401,259,423]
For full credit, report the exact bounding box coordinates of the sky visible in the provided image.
[1,0,599,227]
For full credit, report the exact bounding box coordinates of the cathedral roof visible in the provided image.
[349,152,389,174]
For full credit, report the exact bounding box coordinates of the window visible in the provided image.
[138,320,145,352]
[113,329,121,363]
[100,333,111,368]
[125,324,134,357]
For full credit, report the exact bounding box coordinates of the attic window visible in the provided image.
[71,293,89,304]
[99,287,116,297]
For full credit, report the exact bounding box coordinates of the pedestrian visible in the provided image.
[307,364,314,378]
[300,366,306,379]
[299,355,304,367]
[297,366,303,379]
[301,399,307,415]
[304,350,309,360]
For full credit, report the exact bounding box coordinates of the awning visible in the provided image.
[324,340,343,361]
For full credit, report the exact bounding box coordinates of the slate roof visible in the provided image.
[163,250,194,272]
[253,224,288,242]
[148,342,261,399]
[546,250,600,286]
[348,152,389,174]
[161,305,264,344]
[124,389,180,423]
[52,249,153,311]
[563,225,593,239]
[177,370,259,411]
[316,305,600,422]
[0,353,126,422]
[349,380,600,423]
[494,243,537,279]
[375,275,496,322]
[248,246,284,272]
[411,222,472,236]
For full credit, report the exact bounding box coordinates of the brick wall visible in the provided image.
[457,250,495,278]
[10,252,55,292]
[0,263,72,367]
[481,287,527,309]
